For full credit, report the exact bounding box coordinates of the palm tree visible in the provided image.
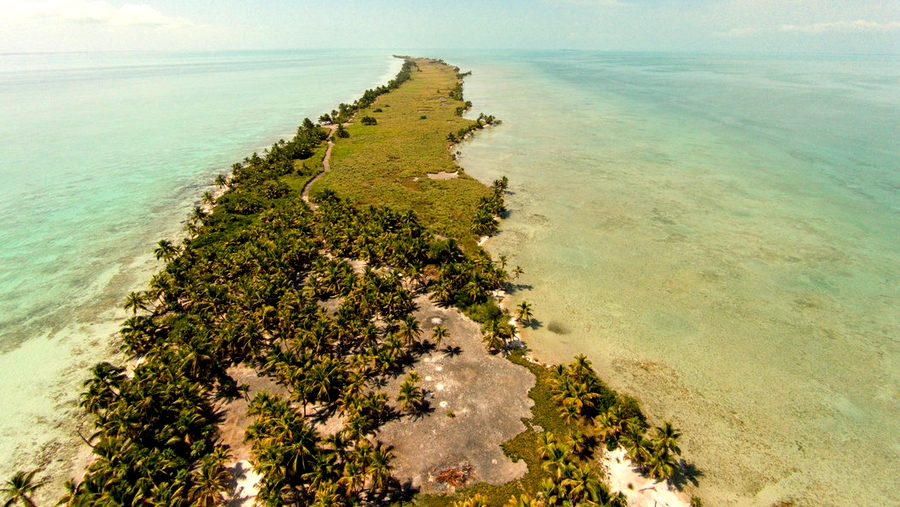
[646,449,678,482]
[395,375,423,414]
[337,459,365,496]
[621,419,652,465]
[2,470,43,507]
[537,431,557,459]
[652,420,682,457]
[571,354,593,378]
[540,442,571,481]
[397,314,421,347]
[512,266,524,279]
[188,457,232,507]
[190,206,207,223]
[481,322,504,353]
[55,479,82,507]
[431,325,448,348]
[539,477,562,506]
[504,493,541,507]
[154,239,179,262]
[367,444,393,493]
[567,430,593,460]
[597,404,629,444]
[514,301,533,325]
[453,494,489,507]
[123,291,147,315]
[561,464,604,504]
[429,280,454,307]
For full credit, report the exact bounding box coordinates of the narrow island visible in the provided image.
[3,58,700,507]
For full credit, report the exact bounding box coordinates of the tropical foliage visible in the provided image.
[16,55,698,507]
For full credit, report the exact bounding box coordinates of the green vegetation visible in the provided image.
[425,354,692,507]
[311,58,500,249]
[5,58,519,507]
[4,56,700,507]
[1,470,43,507]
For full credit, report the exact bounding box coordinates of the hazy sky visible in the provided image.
[1,0,897,54]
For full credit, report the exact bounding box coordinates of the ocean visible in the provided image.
[452,51,900,506]
[2,49,898,506]
[0,49,401,491]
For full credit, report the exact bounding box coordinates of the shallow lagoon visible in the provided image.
[454,51,900,506]
[0,49,400,490]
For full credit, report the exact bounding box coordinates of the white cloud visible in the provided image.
[780,19,900,34]
[3,0,195,28]
[108,3,188,27]
[548,0,629,7]
[713,27,757,38]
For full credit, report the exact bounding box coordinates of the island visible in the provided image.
[2,57,698,507]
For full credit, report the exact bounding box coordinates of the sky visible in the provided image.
[0,0,897,54]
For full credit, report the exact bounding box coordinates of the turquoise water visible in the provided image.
[453,52,900,506]
[0,50,400,488]
[3,50,898,506]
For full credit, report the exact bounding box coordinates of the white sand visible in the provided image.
[227,460,260,507]
[603,447,690,507]
[426,171,459,180]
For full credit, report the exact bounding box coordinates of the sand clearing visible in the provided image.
[215,287,537,498]
[603,447,690,507]
[227,460,260,507]
[372,292,535,492]
[426,171,459,180]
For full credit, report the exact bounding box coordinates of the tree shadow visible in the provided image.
[398,479,420,503]
[413,340,437,356]
[308,404,338,425]
[671,459,704,490]
[572,433,600,461]
[506,283,533,294]
[225,461,251,507]
[525,318,544,330]
[443,345,463,358]
[410,399,435,421]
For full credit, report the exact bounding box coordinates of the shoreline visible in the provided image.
[0,52,407,504]
[490,251,691,507]
[27,56,699,507]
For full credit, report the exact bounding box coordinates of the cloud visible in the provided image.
[547,0,629,7]
[713,27,757,38]
[780,19,900,34]
[4,0,195,28]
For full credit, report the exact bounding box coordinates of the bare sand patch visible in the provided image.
[426,171,459,180]
[374,293,535,493]
[603,447,690,507]
[215,291,538,500]
[219,366,290,507]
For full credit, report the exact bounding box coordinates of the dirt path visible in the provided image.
[301,123,338,211]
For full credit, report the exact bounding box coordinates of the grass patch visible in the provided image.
[310,58,492,251]
[281,142,328,193]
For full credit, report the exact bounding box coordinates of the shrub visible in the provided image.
[465,300,503,324]
[360,116,377,126]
